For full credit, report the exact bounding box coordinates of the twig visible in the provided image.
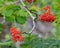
[22,32,29,34]
[29,10,38,17]
[19,0,36,34]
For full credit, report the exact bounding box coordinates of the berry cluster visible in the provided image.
[10,27,24,42]
[26,0,36,4]
[40,6,56,22]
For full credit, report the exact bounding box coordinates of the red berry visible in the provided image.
[40,6,56,22]
[44,5,50,10]
[40,13,56,22]
[26,0,36,4]
[10,27,24,42]
[18,36,24,42]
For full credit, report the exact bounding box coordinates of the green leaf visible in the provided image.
[16,16,26,24]
[0,0,4,6]
[0,23,3,32]
[5,4,15,10]
[34,0,41,4]
[5,16,14,23]
[16,9,29,17]
[2,9,13,17]
[12,5,21,11]
[52,5,59,11]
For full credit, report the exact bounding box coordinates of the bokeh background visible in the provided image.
[0,0,60,48]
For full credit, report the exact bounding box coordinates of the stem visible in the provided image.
[19,0,36,33]
[29,21,35,33]
[19,0,35,19]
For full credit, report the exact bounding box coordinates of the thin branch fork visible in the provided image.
[19,0,36,34]
[1,0,36,34]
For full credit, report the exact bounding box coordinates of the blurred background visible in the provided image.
[0,0,60,48]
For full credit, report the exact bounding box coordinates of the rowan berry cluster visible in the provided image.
[40,6,56,22]
[10,27,24,42]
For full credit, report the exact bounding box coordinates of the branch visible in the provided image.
[19,0,36,34]
[29,10,38,17]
